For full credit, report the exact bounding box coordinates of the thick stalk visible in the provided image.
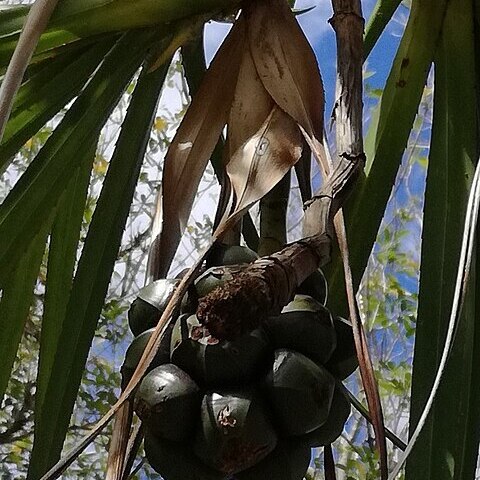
[197,156,363,339]
[329,0,388,477]
[258,170,290,256]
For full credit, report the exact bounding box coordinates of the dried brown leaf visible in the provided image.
[227,42,273,157]
[246,0,324,144]
[122,421,144,480]
[218,105,302,236]
[214,39,273,238]
[105,400,134,480]
[152,17,245,278]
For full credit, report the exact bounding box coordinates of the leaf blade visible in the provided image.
[327,0,449,314]
[0,220,50,402]
[34,141,95,429]
[155,18,245,277]
[0,0,238,69]
[220,106,302,234]
[364,0,402,58]
[0,5,29,39]
[246,0,324,144]
[406,0,480,477]
[27,50,170,479]
[0,39,114,171]
[0,30,156,285]
[227,41,273,158]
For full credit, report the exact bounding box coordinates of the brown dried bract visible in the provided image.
[197,240,327,339]
[197,271,270,339]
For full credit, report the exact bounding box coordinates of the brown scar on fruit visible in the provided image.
[218,405,237,428]
[191,325,207,341]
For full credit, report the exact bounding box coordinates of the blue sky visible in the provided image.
[203,0,406,114]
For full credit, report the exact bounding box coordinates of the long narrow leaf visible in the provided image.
[181,36,226,180]
[50,0,237,33]
[0,0,60,142]
[181,34,258,249]
[0,5,29,39]
[0,30,157,286]
[0,39,114,171]
[180,33,231,236]
[219,106,302,235]
[405,0,480,477]
[227,42,272,158]
[154,18,244,278]
[34,141,96,433]
[10,44,88,109]
[0,0,238,70]
[246,0,324,146]
[364,0,402,59]
[228,106,301,213]
[27,52,170,479]
[327,0,449,313]
[0,220,50,401]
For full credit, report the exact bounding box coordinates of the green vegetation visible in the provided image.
[0,0,479,479]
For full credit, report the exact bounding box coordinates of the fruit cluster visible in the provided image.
[122,246,358,480]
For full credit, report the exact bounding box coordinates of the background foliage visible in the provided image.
[0,0,478,479]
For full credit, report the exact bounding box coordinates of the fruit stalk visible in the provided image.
[258,170,291,256]
[197,153,363,340]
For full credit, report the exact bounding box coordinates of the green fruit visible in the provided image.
[179,266,235,314]
[135,364,201,442]
[189,263,253,318]
[264,349,335,436]
[265,295,336,364]
[194,389,277,475]
[144,431,223,480]
[171,314,271,387]
[297,269,328,305]
[325,316,358,380]
[194,266,237,299]
[235,440,311,480]
[121,325,173,389]
[208,244,258,267]
[128,279,179,336]
[300,386,351,447]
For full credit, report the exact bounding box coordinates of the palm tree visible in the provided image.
[0,0,478,479]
